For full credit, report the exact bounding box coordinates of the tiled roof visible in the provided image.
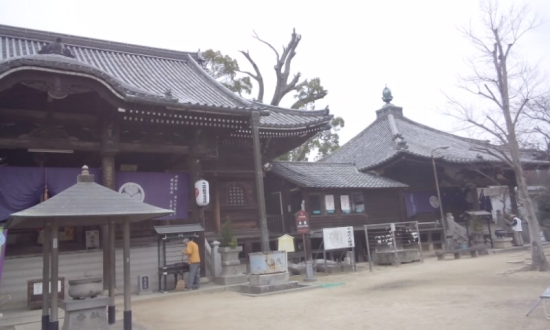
[270,162,408,189]
[321,108,548,170]
[0,25,331,129]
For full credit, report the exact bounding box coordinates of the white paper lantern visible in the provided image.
[195,179,210,206]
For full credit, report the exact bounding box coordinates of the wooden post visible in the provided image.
[41,221,51,330]
[251,111,269,252]
[101,153,116,291]
[101,112,119,292]
[108,218,116,325]
[50,219,59,330]
[472,185,480,211]
[189,155,199,225]
[123,218,132,330]
[213,178,221,233]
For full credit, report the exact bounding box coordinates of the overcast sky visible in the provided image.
[0,0,549,145]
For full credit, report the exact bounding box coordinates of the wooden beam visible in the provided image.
[119,143,189,154]
[0,107,99,125]
[0,138,99,151]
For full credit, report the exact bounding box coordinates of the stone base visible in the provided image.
[239,281,301,294]
[61,296,109,330]
[493,238,513,249]
[215,274,248,286]
[317,264,343,273]
[249,272,289,286]
[374,249,420,265]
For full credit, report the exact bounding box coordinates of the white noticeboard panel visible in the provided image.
[323,226,355,250]
[86,230,99,249]
[33,281,62,295]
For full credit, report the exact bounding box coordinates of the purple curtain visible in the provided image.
[0,167,97,221]
[405,191,439,218]
[0,167,190,222]
[116,171,189,220]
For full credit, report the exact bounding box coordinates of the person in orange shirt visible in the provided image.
[183,235,201,290]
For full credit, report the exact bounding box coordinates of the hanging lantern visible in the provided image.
[195,179,210,206]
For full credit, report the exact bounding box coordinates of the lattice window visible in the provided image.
[227,183,247,206]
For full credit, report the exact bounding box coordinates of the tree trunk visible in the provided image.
[514,169,548,270]
[497,35,548,270]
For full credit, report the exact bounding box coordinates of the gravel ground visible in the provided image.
[132,248,550,330]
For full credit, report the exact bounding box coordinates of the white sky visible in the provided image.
[0,0,549,145]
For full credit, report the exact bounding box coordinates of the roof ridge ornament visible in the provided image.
[38,37,75,58]
[164,88,178,102]
[382,85,393,104]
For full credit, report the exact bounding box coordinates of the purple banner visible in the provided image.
[0,167,100,221]
[0,228,6,286]
[405,191,439,218]
[116,172,189,220]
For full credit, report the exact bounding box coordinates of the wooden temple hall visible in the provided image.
[264,87,550,258]
[0,25,332,308]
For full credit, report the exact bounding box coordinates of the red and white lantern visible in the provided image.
[194,179,210,206]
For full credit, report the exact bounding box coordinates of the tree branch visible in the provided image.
[252,30,279,61]
[239,50,264,102]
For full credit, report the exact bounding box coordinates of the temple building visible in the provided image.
[265,87,549,256]
[0,24,331,308]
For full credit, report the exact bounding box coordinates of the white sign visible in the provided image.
[33,280,62,295]
[323,226,355,250]
[340,195,351,214]
[86,230,99,249]
[325,195,335,214]
[429,196,440,208]
[195,179,210,206]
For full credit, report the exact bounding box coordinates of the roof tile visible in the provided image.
[271,162,407,189]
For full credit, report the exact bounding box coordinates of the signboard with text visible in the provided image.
[295,210,310,234]
[322,226,355,250]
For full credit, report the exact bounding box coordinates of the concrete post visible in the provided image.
[211,240,221,278]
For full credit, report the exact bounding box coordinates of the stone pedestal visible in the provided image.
[249,271,289,286]
[374,249,420,265]
[493,237,513,249]
[61,296,109,330]
[215,246,248,285]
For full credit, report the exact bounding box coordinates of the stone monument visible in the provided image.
[61,277,109,330]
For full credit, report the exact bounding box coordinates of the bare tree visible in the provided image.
[446,0,548,270]
[239,29,326,107]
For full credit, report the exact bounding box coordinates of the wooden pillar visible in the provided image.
[189,143,206,278]
[189,155,199,225]
[101,112,119,293]
[101,153,116,291]
[397,190,407,221]
[251,111,269,252]
[50,219,59,330]
[122,218,132,330]
[41,221,51,330]
[198,231,206,278]
[472,185,480,211]
[108,218,116,325]
[213,178,221,233]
